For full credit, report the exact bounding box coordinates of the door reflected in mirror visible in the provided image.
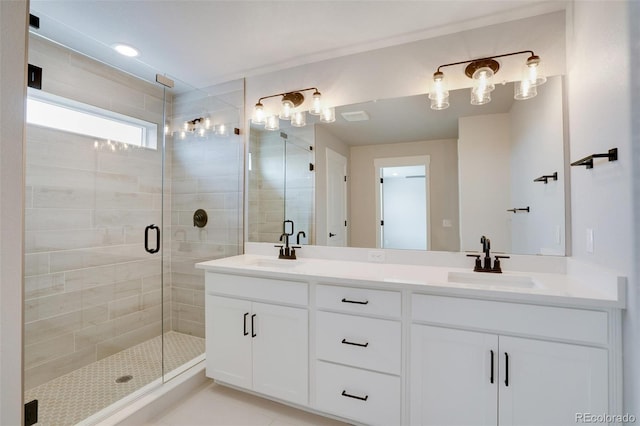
[247,76,567,256]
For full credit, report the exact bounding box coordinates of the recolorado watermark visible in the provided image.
[576,413,637,423]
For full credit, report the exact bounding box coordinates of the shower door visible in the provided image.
[23,34,166,425]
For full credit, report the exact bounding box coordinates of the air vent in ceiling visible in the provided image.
[340,111,370,122]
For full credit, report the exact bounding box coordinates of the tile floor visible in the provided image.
[25,331,205,426]
[148,382,350,426]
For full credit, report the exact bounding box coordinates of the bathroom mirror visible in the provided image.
[248,75,567,255]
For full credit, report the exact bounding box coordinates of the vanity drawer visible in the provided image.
[316,284,401,318]
[412,294,608,345]
[205,272,308,306]
[316,311,401,375]
[315,361,401,426]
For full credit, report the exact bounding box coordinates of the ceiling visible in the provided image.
[29,0,563,91]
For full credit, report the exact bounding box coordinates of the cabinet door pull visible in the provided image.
[243,312,249,336]
[341,298,369,305]
[251,314,257,338]
[490,350,494,384]
[341,390,368,401]
[341,338,369,348]
[504,352,509,387]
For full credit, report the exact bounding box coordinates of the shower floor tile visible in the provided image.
[25,331,205,426]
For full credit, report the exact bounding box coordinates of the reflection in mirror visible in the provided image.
[247,76,567,256]
[248,126,315,244]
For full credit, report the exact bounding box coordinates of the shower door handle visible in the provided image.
[145,224,160,254]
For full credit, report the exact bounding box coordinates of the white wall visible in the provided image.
[0,1,27,424]
[509,76,566,255]
[567,1,637,414]
[458,114,511,253]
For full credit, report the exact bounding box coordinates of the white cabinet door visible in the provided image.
[498,336,608,426]
[252,302,308,405]
[410,325,498,426]
[205,295,252,389]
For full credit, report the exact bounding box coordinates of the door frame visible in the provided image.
[374,155,431,250]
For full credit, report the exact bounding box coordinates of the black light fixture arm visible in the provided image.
[435,50,536,73]
[257,87,319,104]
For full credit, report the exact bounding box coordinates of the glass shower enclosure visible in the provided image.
[23,29,243,425]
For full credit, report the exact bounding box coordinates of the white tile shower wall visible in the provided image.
[169,87,243,338]
[24,36,168,390]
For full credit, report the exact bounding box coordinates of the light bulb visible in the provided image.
[252,102,265,125]
[471,67,495,106]
[514,79,537,100]
[279,99,294,120]
[215,123,229,136]
[291,111,307,127]
[525,55,547,86]
[204,117,212,129]
[310,90,322,115]
[183,122,189,131]
[265,115,280,131]
[198,127,205,137]
[319,107,335,123]
[180,131,186,140]
[428,71,449,110]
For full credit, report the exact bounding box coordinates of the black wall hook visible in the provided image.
[571,148,618,169]
[533,172,558,184]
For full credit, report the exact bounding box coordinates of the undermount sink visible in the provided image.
[448,271,538,288]
[248,258,300,269]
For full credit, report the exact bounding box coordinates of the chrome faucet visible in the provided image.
[466,235,510,273]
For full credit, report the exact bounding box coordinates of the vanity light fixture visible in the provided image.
[252,87,330,130]
[168,116,233,139]
[429,50,547,110]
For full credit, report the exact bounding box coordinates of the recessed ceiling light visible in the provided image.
[112,43,139,58]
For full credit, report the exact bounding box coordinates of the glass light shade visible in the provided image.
[215,123,229,136]
[291,111,307,127]
[470,87,492,105]
[524,55,547,86]
[179,131,186,140]
[204,117,212,129]
[198,127,206,137]
[471,67,495,105]
[514,79,537,100]
[265,115,280,131]
[319,107,335,123]
[310,91,322,115]
[428,71,450,110]
[252,102,265,125]
[279,99,294,120]
[472,67,495,93]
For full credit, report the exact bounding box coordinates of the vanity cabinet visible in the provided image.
[410,295,609,426]
[314,284,402,426]
[205,273,309,406]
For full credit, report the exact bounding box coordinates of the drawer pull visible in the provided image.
[341,298,369,305]
[243,312,249,336]
[341,390,368,401]
[341,338,369,348]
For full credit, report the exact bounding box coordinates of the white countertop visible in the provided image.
[196,254,625,309]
